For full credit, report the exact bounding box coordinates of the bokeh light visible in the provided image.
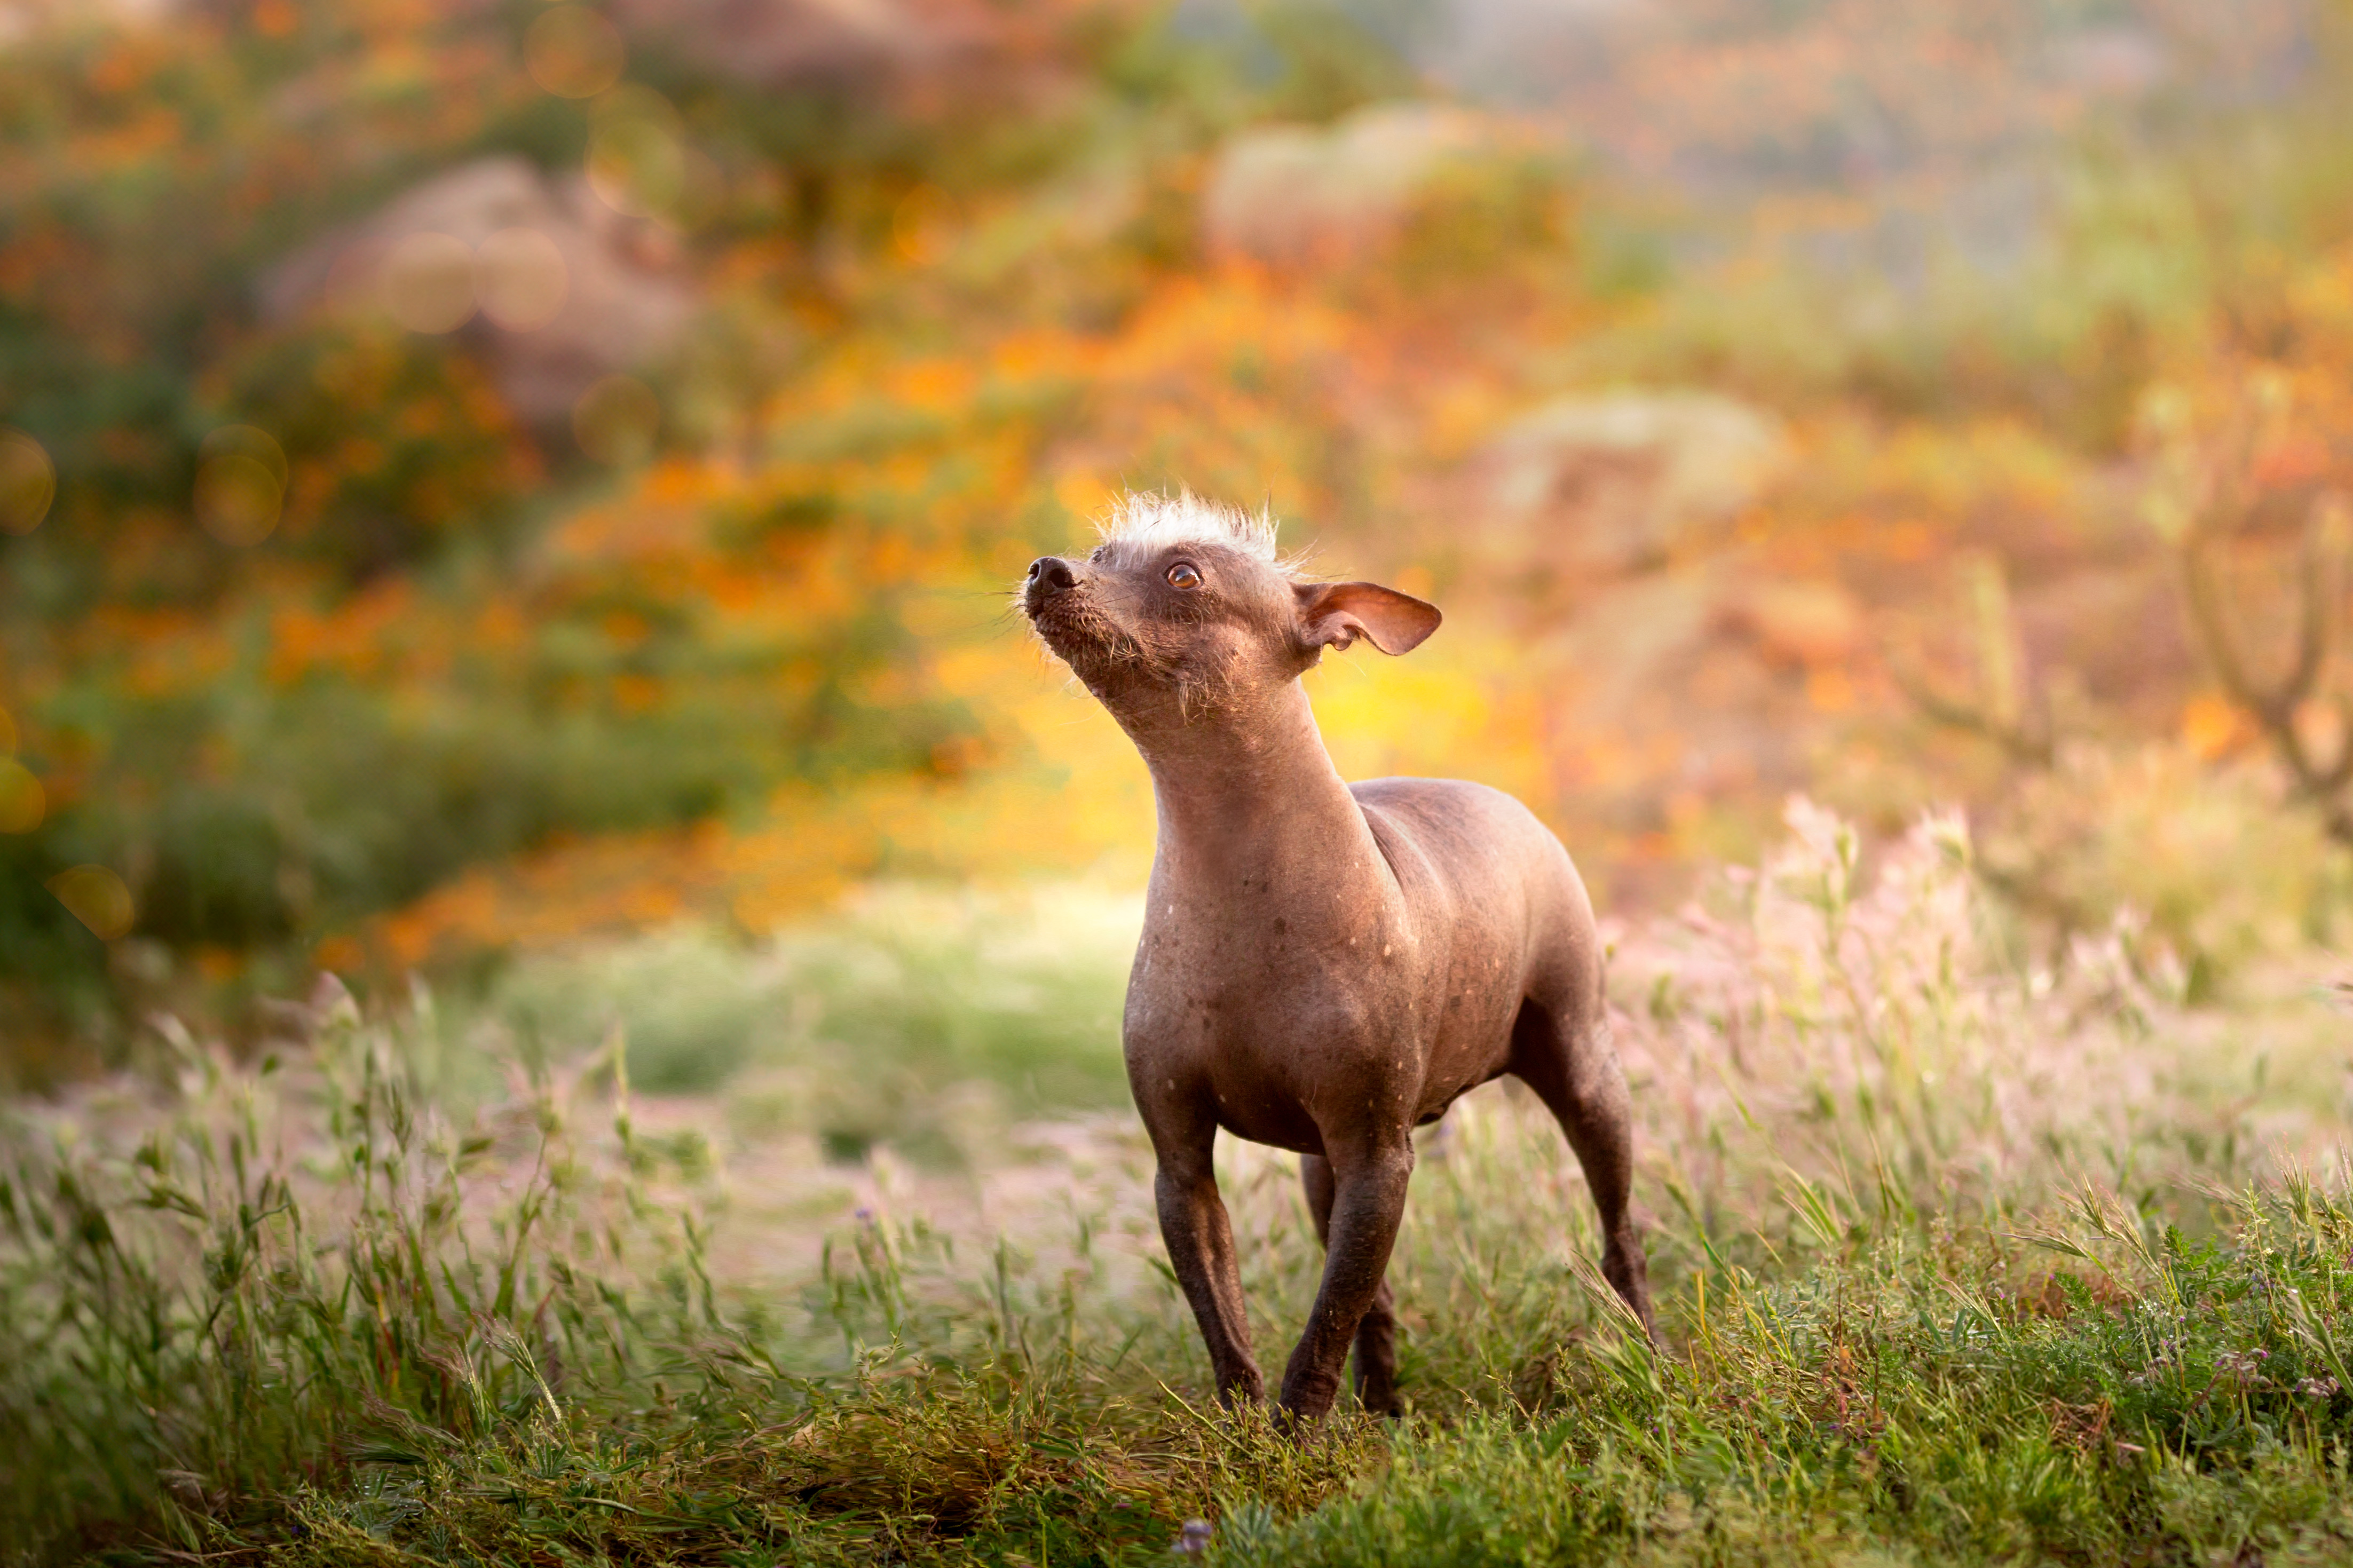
[572,373,659,464]
[891,185,946,264]
[195,425,288,546]
[476,226,570,330]
[46,865,133,941]
[0,427,55,535]
[587,86,686,220]
[0,761,42,834]
[525,6,625,99]
[381,231,477,333]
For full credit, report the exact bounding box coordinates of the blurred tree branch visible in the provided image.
[1886,553,2056,769]
[2147,371,2353,846]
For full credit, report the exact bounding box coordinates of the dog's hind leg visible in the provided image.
[1301,1153,1402,1415]
[1510,997,1655,1338]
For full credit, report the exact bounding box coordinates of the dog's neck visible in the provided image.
[1117,679,1384,886]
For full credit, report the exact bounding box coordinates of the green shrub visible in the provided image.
[477,883,1137,1149]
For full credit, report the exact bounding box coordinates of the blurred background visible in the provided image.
[2,0,2350,1137]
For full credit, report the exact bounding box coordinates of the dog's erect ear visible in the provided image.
[1293,580,1442,656]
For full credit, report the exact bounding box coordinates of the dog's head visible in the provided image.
[1021,493,1440,722]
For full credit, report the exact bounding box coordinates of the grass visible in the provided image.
[5,804,2352,1566]
[476,883,1139,1160]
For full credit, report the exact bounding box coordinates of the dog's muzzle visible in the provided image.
[1023,555,1078,617]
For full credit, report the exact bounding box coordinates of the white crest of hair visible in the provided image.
[1097,490,1281,564]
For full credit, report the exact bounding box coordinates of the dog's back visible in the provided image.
[1349,777,1608,1118]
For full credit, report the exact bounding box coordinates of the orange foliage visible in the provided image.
[9,0,2352,1015]
[332,218,2353,967]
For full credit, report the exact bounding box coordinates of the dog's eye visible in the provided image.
[1166,561,1203,590]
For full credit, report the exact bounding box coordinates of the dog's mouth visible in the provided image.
[1023,582,1116,660]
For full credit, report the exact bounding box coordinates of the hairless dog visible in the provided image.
[1021,494,1653,1422]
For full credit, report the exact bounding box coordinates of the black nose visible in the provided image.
[1027,556,1076,595]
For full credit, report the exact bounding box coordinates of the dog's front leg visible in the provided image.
[1279,1134,1414,1421]
[1153,1142,1265,1407]
[1302,1153,1401,1415]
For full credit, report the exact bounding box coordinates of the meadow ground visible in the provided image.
[7,803,2353,1567]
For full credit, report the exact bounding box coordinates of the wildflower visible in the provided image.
[1920,808,1971,868]
[2130,1335,2184,1383]
[2299,1376,2340,1399]
[1173,1518,1213,1557]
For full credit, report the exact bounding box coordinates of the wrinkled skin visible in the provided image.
[1022,529,1653,1422]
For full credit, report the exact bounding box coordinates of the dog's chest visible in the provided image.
[1126,896,1431,1062]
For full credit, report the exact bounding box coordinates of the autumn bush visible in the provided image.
[5,0,2353,1079]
